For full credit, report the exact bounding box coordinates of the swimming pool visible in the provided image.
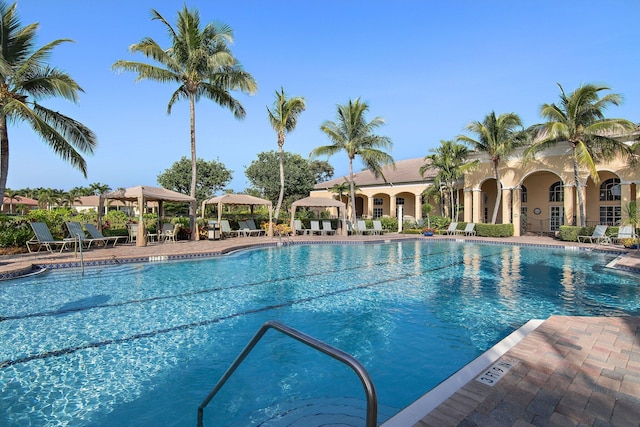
[1,240,638,426]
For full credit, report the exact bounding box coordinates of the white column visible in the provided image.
[464,189,473,223]
[501,187,512,225]
[472,189,482,223]
[512,187,521,236]
[415,194,422,221]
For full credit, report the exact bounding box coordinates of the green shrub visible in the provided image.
[0,217,32,248]
[559,225,585,242]
[474,223,513,237]
[379,216,398,232]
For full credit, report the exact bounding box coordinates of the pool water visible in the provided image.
[0,241,638,426]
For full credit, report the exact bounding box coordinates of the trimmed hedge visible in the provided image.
[473,223,513,237]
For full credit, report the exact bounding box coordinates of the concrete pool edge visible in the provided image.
[380,318,545,427]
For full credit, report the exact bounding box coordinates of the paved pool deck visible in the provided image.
[1,233,639,426]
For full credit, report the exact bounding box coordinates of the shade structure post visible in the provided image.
[137,194,147,247]
[97,195,104,231]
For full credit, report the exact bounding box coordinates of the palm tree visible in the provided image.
[457,112,524,224]
[3,188,20,213]
[88,182,111,196]
[311,98,394,224]
[0,2,97,202]
[329,181,350,203]
[267,87,306,221]
[525,83,636,226]
[420,140,476,221]
[112,5,257,233]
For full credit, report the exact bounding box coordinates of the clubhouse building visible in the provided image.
[310,132,639,237]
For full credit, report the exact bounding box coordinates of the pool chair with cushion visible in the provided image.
[611,225,635,244]
[310,220,323,235]
[322,220,336,235]
[65,221,109,249]
[84,223,128,247]
[577,225,610,245]
[455,223,476,236]
[445,222,459,235]
[27,222,74,253]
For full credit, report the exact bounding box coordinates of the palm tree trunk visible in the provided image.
[491,162,501,224]
[274,144,285,222]
[0,115,9,205]
[573,151,586,227]
[349,158,356,225]
[189,94,198,239]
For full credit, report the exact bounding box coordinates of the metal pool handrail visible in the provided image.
[197,319,378,427]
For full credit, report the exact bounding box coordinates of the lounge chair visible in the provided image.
[577,225,610,245]
[310,220,323,235]
[127,223,138,243]
[84,223,128,247]
[220,220,243,238]
[27,222,73,253]
[159,223,180,243]
[322,220,336,235]
[65,221,109,249]
[293,220,309,235]
[372,220,387,235]
[245,219,265,236]
[357,220,373,235]
[455,223,476,236]
[612,225,635,244]
[346,220,356,235]
[445,222,459,235]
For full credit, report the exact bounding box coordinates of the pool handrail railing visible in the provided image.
[197,319,378,427]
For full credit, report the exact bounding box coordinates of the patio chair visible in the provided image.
[293,220,310,235]
[357,220,373,235]
[445,222,459,235]
[245,219,265,236]
[65,221,109,249]
[577,225,610,245]
[455,223,476,236]
[322,220,336,235]
[372,220,387,235]
[346,220,356,235]
[310,220,323,235]
[84,223,128,247]
[159,223,180,243]
[611,225,635,244]
[27,222,73,253]
[220,220,243,238]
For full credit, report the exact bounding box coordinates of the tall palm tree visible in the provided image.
[525,83,636,226]
[88,182,111,196]
[112,5,257,232]
[0,2,97,202]
[457,111,524,224]
[420,140,476,221]
[311,98,394,224]
[267,87,306,221]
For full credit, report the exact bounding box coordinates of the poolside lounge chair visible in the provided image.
[455,223,476,236]
[310,220,323,235]
[84,223,128,247]
[611,225,635,244]
[127,223,138,243]
[65,222,109,249]
[346,220,356,235]
[245,219,265,236]
[372,220,387,235]
[293,220,310,235]
[445,222,459,235]
[219,220,235,238]
[27,222,73,253]
[357,220,373,235]
[159,223,180,243]
[577,225,610,245]
[322,220,336,235]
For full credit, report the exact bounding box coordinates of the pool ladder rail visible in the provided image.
[197,320,378,427]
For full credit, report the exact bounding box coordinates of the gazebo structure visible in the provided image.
[99,186,195,246]
[201,194,273,236]
[290,196,347,236]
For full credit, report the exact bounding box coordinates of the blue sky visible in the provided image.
[7,0,640,193]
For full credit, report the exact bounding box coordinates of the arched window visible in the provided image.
[549,182,564,202]
[600,178,621,201]
[521,185,528,203]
